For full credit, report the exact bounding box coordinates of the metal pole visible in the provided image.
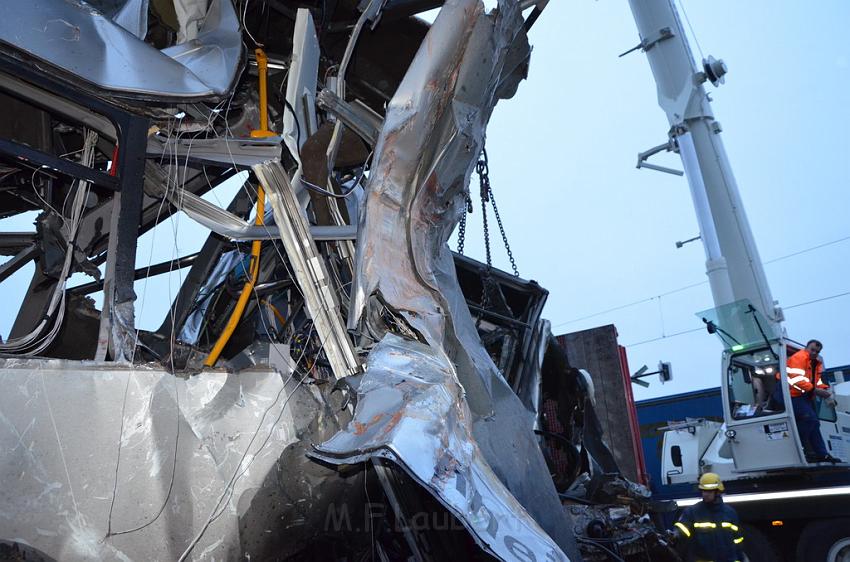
[96,114,148,362]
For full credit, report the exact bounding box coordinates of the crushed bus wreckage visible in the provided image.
[0,0,678,560]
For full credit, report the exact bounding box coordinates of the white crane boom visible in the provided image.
[626,0,782,333]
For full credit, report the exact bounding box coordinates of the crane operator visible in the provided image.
[671,473,744,562]
[774,339,842,463]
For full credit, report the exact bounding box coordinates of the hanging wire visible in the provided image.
[623,288,850,348]
[177,326,317,562]
[553,233,850,329]
[676,0,705,63]
[241,0,263,47]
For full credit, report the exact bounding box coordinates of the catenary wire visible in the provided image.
[553,233,850,329]
[623,288,850,348]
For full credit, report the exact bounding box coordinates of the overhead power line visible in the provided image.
[553,233,850,329]
[623,288,850,348]
[784,290,850,311]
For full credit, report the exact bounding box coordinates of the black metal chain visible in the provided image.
[457,194,472,255]
[456,146,520,281]
[476,148,519,277]
[487,181,519,277]
[480,181,492,268]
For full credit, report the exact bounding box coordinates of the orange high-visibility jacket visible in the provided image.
[777,349,828,398]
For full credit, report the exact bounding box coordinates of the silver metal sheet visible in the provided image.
[0,359,320,560]
[321,0,578,558]
[112,0,149,39]
[0,0,242,100]
[282,8,320,166]
[147,134,283,168]
[313,334,570,562]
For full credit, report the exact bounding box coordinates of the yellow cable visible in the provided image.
[205,48,273,367]
[203,190,264,367]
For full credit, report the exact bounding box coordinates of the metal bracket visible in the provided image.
[146,134,282,169]
[676,235,701,249]
[0,138,119,191]
[619,27,674,58]
[636,140,683,176]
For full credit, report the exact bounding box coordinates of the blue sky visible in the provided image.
[1,1,848,401]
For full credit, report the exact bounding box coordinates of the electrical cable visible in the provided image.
[553,233,850,329]
[624,288,850,348]
[241,0,263,47]
[105,113,193,540]
[0,130,98,355]
[299,160,371,200]
[784,290,850,311]
[576,537,626,562]
[676,0,705,63]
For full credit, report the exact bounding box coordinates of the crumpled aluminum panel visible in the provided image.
[0,0,242,100]
[313,334,569,561]
[0,359,326,560]
[318,0,578,559]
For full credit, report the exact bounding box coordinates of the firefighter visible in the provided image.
[774,339,841,463]
[672,473,744,562]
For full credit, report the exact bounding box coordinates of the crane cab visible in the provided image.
[660,300,850,484]
[698,300,806,471]
[702,300,850,473]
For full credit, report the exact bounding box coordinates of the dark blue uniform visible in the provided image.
[674,497,744,562]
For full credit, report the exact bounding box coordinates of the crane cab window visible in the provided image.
[727,348,785,420]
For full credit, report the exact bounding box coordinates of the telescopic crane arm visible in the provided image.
[626,0,783,334]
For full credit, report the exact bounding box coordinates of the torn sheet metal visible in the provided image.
[111,0,150,40]
[0,359,343,561]
[322,0,578,558]
[0,0,242,100]
[313,334,569,562]
[514,318,549,422]
[282,8,320,167]
[254,160,361,379]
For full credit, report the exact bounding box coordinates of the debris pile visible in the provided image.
[0,1,676,560]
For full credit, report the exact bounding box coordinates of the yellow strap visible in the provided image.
[721,522,740,532]
[734,537,744,544]
[674,522,691,538]
[694,522,717,529]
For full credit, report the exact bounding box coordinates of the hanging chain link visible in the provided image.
[479,176,492,268]
[457,194,472,255]
[476,147,519,277]
[458,144,521,311]
[487,182,519,277]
